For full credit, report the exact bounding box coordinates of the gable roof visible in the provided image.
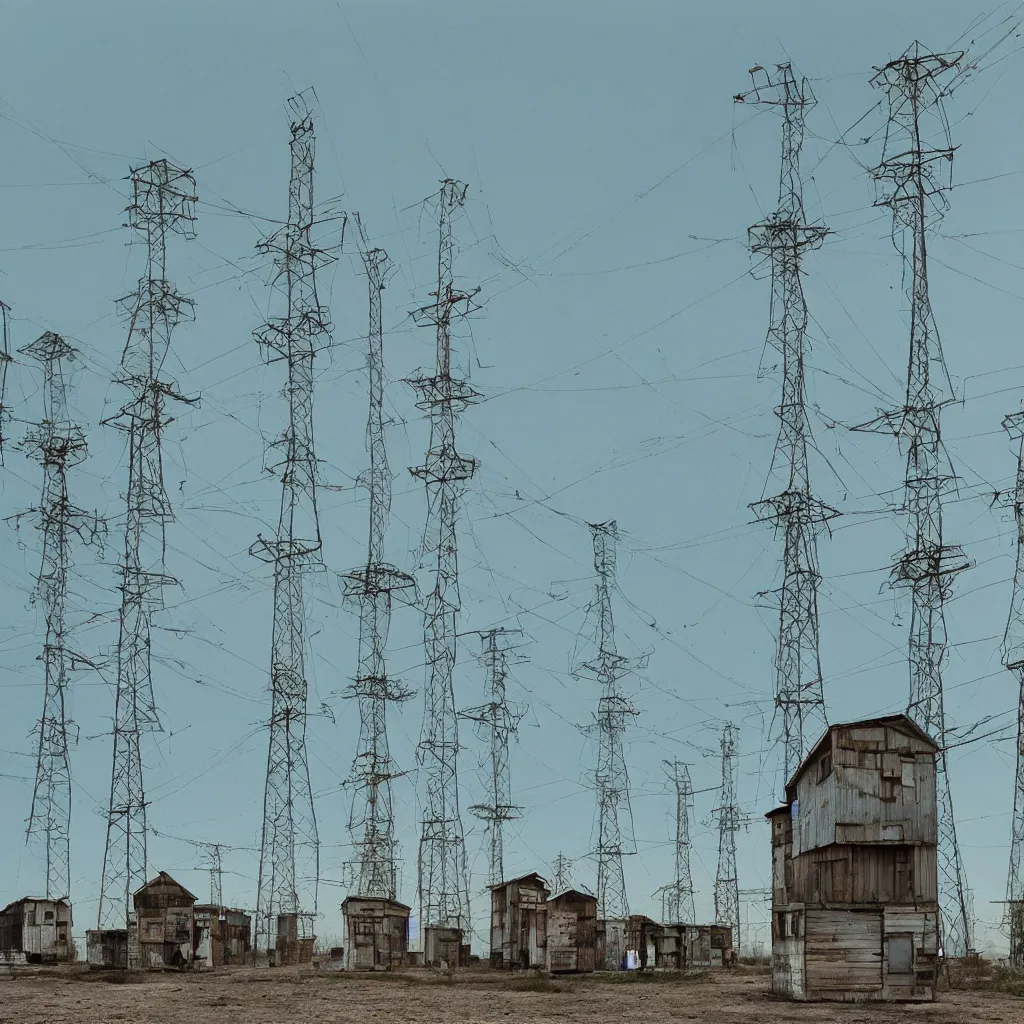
[133,870,197,902]
[547,887,596,903]
[785,713,937,798]
[488,871,550,891]
[341,896,412,912]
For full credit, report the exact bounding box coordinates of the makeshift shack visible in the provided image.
[194,905,252,967]
[342,896,410,970]
[546,888,597,973]
[0,898,73,963]
[133,871,196,969]
[767,714,939,1002]
[489,872,550,970]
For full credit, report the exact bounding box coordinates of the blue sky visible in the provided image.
[1,0,1024,955]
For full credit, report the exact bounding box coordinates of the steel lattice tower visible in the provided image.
[252,92,332,951]
[98,160,197,931]
[740,64,834,786]
[462,628,525,888]
[342,214,415,902]
[858,43,972,956]
[551,852,572,893]
[407,179,478,936]
[658,760,695,925]
[21,333,102,901]
[714,723,740,953]
[1002,409,1024,966]
[575,521,635,920]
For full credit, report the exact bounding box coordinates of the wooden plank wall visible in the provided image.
[804,910,882,998]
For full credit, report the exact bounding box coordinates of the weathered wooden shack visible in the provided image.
[423,925,468,967]
[546,888,597,973]
[342,896,410,970]
[489,872,549,969]
[597,917,628,970]
[133,871,196,969]
[0,898,73,963]
[767,714,939,1002]
[193,905,252,967]
[275,913,315,966]
[626,914,662,970]
[654,924,733,969]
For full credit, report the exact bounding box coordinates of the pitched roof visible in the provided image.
[341,896,412,912]
[785,713,937,797]
[488,871,550,891]
[547,887,596,903]
[133,870,197,902]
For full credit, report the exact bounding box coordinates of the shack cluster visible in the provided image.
[0,711,941,1004]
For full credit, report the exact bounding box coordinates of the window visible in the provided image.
[817,752,832,783]
[44,911,54,923]
[888,935,913,974]
[776,912,788,939]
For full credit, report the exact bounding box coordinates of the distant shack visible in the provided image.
[767,714,939,1002]
[0,898,73,964]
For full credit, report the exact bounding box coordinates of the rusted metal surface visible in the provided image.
[547,889,598,973]
[766,714,940,1003]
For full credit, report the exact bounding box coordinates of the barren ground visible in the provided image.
[0,965,1020,1024]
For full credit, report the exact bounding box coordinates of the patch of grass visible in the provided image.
[948,960,1024,997]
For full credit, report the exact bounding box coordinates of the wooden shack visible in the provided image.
[597,917,628,969]
[133,871,196,969]
[342,896,410,970]
[767,714,939,1002]
[423,925,468,967]
[627,914,662,970]
[654,924,733,969]
[0,898,73,963]
[193,905,252,967]
[546,888,597,973]
[275,912,315,966]
[489,872,549,969]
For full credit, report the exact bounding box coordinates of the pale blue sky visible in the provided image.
[1,0,1023,955]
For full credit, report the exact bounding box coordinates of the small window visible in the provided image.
[44,911,54,923]
[888,935,913,974]
[817,752,832,783]
[776,912,788,939]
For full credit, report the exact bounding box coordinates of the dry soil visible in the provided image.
[0,965,1020,1024]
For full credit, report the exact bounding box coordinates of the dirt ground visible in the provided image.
[0,965,1020,1024]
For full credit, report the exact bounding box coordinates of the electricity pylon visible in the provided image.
[252,91,334,952]
[739,63,834,787]
[714,723,740,953]
[657,760,695,924]
[98,159,197,933]
[21,332,103,901]
[343,214,416,902]
[856,42,972,957]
